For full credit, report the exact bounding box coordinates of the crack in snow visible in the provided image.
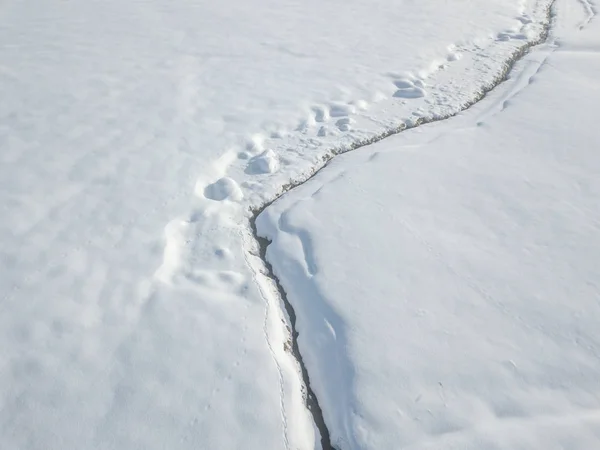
[239,228,292,450]
[248,220,336,450]
[149,1,562,448]
[247,1,558,448]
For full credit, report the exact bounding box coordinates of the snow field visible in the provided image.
[0,0,559,448]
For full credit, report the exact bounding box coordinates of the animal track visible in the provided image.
[246,149,279,175]
[203,177,244,201]
[517,14,534,25]
[297,100,360,136]
[214,246,232,259]
[497,31,527,41]
[328,102,356,117]
[393,78,427,99]
[312,106,330,123]
[497,13,539,42]
[335,117,354,132]
[270,129,286,139]
[317,126,338,137]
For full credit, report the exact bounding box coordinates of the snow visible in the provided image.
[203,176,245,201]
[257,0,600,448]
[247,150,280,176]
[0,0,573,448]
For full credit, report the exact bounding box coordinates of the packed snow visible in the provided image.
[0,0,583,448]
[257,0,600,448]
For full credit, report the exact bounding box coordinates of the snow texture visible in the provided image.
[258,0,600,448]
[0,0,564,449]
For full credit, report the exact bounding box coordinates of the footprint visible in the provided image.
[187,208,209,223]
[517,14,533,25]
[393,79,414,89]
[203,177,244,201]
[445,44,463,62]
[394,88,426,99]
[214,246,231,260]
[335,117,355,132]
[245,149,279,175]
[328,102,356,117]
[296,115,317,132]
[270,129,286,139]
[497,31,526,42]
[312,105,330,123]
[317,126,327,137]
[317,126,338,137]
[393,79,427,99]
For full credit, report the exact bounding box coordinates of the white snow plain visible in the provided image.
[257,0,600,448]
[0,0,572,448]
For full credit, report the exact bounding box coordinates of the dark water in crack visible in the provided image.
[249,219,337,450]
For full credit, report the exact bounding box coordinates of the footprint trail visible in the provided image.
[154,1,558,448]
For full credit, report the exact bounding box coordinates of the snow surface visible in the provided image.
[258,0,600,448]
[0,0,568,448]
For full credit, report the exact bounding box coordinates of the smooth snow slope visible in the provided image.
[0,0,555,449]
[258,0,600,448]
